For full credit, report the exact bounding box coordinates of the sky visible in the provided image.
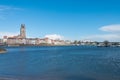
[0,0,120,41]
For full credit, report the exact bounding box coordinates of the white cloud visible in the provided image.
[82,24,120,41]
[0,5,22,20]
[99,24,120,32]
[82,34,120,42]
[45,34,64,40]
[0,32,19,38]
[0,5,22,11]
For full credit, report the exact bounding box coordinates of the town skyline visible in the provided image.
[0,0,120,41]
[0,25,71,46]
[1,25,120,47]
[1,24,66,41]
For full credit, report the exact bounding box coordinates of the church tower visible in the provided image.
[20,24,26,38]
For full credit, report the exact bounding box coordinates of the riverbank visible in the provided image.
[0,48,7,53]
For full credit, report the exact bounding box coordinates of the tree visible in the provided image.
[103,40,109,47]
[78,41,81,44]
[113,42,119,46]
[73,40,78,44]
[94,41,99,46]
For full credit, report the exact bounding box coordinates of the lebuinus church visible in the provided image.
[4,24,29,45]
[4,24,27,39]
[3,24,68,45]
[20,24,26,38]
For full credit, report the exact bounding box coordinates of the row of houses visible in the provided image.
[1,37,120,47]
[0,37,71,46]
[73,41,120,47]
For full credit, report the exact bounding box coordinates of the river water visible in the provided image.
[0,46,120,80]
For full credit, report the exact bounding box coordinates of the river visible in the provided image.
[0,46,120,80]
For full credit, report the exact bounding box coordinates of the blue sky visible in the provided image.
[0,0,120,41]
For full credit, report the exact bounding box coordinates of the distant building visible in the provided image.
[2,24,69,46]
[65,40,71,45]
[6,24,27,45]
[3,36,8,43]
[38,38,52,44]
[26,38,36,45]
[20,24,26,38]
[0,39,3,44]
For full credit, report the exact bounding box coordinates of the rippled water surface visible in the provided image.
[0,46,120,80]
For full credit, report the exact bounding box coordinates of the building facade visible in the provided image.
[2,24,69,46]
